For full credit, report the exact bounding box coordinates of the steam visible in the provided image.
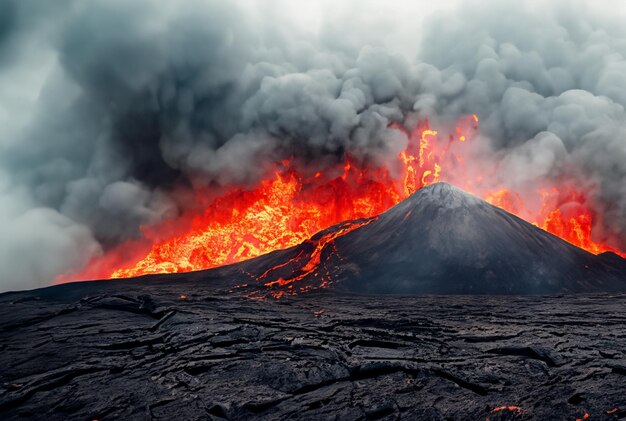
[0,0,625,291]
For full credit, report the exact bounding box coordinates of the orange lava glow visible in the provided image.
[263,218,377,289]
[491,405,523,413]
[575,412,590,421]
[57,114,625,283]
[486,405,523,421]
[491,405,522,412]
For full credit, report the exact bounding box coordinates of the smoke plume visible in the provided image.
[0,0,625,291]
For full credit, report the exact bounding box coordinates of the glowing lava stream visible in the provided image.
[491,405,523,414]
[264,217,378,288]
[486,405,523,421]
[57,114,625,284]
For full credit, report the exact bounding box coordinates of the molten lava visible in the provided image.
[58,114,625,284]
[491,405,523,413]
[575,412,590,421]
[486,405,523,420]
[263,218,377,289]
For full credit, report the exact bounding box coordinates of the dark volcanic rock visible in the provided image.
[1,282,626,420]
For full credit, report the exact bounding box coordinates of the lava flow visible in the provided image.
[257,217,378,298]
[491,405,523,414]
[57,114,625,284]
[486,405,523,421]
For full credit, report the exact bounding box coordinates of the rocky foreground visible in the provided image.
[1,280,625,420]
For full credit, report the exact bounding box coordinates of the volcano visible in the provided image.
[212,182,626,297]
[2,183,626,420]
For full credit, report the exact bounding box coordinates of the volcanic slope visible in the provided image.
[228,182,626,296]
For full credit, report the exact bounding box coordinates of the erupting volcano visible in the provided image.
[4,1,626,419]
[58,116,625,285]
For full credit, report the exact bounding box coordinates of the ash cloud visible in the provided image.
[0,0,625,291]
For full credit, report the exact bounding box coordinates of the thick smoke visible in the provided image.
[0,0,625,291]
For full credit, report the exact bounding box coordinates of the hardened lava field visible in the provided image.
[0,280,625,420]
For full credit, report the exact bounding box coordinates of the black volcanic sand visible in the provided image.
[1,280,625,420]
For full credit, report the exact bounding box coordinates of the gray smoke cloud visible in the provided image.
[0,0,624,291]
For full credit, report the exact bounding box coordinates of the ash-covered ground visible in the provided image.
[1,280,625,420]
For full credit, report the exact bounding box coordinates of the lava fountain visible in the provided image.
[57,115,625,283]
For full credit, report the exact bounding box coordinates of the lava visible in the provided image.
[491,405,523,413]
[486,405,523,420]
[264,218,377,289]
[575,412,590,421]
[57,114,625,285]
